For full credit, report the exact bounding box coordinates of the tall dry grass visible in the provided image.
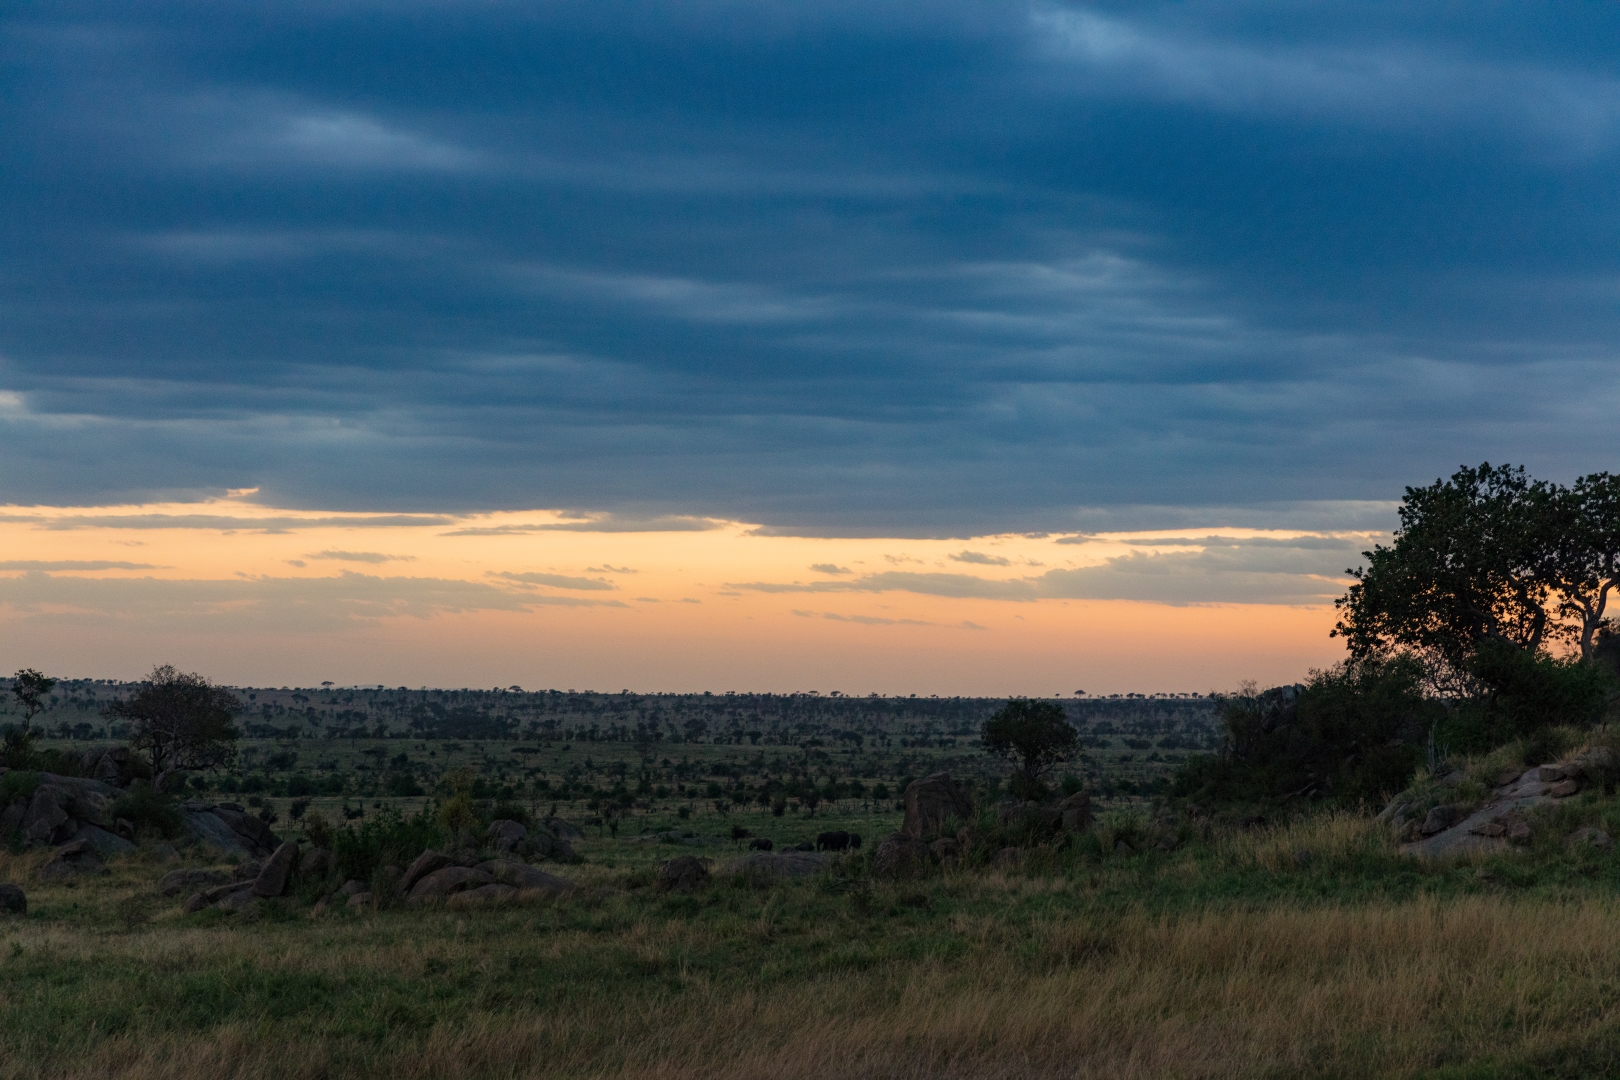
[6,889,1620,1079]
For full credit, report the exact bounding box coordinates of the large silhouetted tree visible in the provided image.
[104,665,241,792]
[981,698,1079,800]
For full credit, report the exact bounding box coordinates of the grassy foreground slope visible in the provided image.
[8,803,1620,1080]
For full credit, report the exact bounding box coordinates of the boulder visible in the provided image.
[407,866,494,901]
[1470,822,1507,838]
[400,850,453,893]
[182,891,211,914]
[726,852,826,883]
[524,830,555,859]
[0,802,23,837]
[1421,805,1460,836]
[901,772,974,841]
[300,848,335,876]
[1538,765,1567,783]
[873,833,931,880]
[22,786,75,846]
[655,855,710,892]
[447,883,518,909]
[544,818,584,842]
[0,882,24,915]
[252,841,300,898]
[475,860,576,896]
[179,810,257,858]
[1508,820,1533,843]
[70,823,136,857]
[217,888,259,913]
[1569,827,1613,851]
[1058,792,1092,832]
[488,820,527,851]
[114,819,136,843]
[232,859,264,882]
[37,851,104,881]
[160,868,230,897]
[346,892,373,911]
[1550,779,1580,798]
[209,807,278,855]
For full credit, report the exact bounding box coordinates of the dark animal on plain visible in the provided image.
[816,830,853,851]
[748,838,774,851]
[849,833,862,849]
[792,841,815,852]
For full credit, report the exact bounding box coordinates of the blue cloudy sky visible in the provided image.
[5,1,1618,537]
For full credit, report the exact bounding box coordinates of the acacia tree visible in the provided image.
[1333,463,1562,681]
[104,665,241,792]
[981,698,1079,800]
[11,668,56,735]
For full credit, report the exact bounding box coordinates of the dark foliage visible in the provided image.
[103,665,241,790]
[107,783,183,838]
[981,698,1080,800]
[330,807,447,883]
[1173,656,1439,808]
[1439,638,1613,753]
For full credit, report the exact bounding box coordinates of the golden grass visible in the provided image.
[6,881,1620,1079]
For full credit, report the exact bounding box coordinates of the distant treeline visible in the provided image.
[5,679,1220,747]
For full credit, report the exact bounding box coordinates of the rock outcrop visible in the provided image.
[901,772,973,841]
[655,855,710,892]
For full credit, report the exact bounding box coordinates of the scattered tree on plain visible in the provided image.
[103,665,241,792]
[11,668,56,735]
[981,698,1079,800]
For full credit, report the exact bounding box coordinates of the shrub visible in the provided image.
[303,809,334,849]
[1173,655,1438,809]
[107,783,183,838]
[330,807,446,882]
[1442,640,1613,753]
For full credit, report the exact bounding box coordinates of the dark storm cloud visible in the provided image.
[4,2,1619,534]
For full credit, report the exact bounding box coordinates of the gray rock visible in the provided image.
[1400,795,1552,859]
[299,848,335,876]
[0,802,23,837]
[901,772,974,842]
[475,860,576,895]
[160,868,230,896]
[544,817,584,842]
[217,888,259,913]
[37,852,104,881]
[1421,805,1460,836]
[1570,827,1612,851]
[447,883,518,908]
[0,882,24,915]
[209,808,278,855]
[400,850,452,893]
[22,786,74,846]
[179,810,257,858]
[252,841,299,897]
[488,820,527,852]
[70,823,136,857]
[655,855,710,892]
[407,866,494,900]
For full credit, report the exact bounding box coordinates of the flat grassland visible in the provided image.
[6,691,1620,1078]
[8,809,1620,1080]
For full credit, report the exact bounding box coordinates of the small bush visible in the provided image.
[107,783,182,838]
[302,810,334,849]
[331,807,446,883]
[0,769,41,805]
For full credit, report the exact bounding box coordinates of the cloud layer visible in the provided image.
[4,3,1619,533]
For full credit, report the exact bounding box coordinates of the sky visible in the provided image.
[3,2,1617,691]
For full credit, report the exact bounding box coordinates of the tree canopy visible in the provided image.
[10,668,55,734]
[1335,463,1620,680]
[981,698,1079,800]
[104,665,241,791]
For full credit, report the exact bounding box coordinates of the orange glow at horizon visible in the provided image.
[0,498,1368,694]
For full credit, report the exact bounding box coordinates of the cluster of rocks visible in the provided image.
[487,817,580,862]
[175,840,319,913]
[0,771,136,858]
[389,848,576,908]
[1389,752,1612,859]
[869,772,1093,879]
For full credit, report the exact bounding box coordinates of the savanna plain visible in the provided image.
[5,680,1620,1080]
